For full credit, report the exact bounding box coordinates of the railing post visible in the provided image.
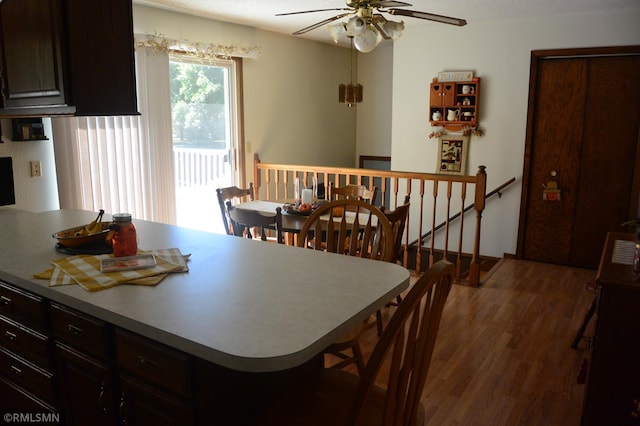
[253,153,261,200]
[468,165,487,287]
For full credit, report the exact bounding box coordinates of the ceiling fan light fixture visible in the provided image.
[382,20,405,40]
[353,26,381,52]
[346,16,366,35]
[328,22,347,43]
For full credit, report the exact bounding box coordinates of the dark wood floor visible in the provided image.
[329,258,596,425]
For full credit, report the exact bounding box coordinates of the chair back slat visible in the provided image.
[350,260,454,426]
[297,199,394,264]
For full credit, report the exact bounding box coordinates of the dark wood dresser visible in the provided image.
[582,232,640,425]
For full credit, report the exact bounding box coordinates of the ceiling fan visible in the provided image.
[276,0,467,52]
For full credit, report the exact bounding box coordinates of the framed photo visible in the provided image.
[437,134,468,175]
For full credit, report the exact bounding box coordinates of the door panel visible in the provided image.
[522,59,587,264]
[519,47,640,269]
[571,56,640,267]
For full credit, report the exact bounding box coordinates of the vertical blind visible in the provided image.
[52,46,177,224]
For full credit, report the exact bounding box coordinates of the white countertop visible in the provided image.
[0,209,409,372]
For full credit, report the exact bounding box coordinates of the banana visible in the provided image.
[85,209,105,235]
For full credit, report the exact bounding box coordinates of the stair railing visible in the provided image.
[253,153,488,287]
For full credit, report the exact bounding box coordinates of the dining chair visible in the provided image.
[297,198,394,262]
[329,182,378,204]
[375,196,411,335]
[297,199,394,374]
[216,183,254,235]
[226,202,284,244]
[257,260,455,426]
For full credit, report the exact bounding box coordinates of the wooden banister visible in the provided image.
[254,153,488,287]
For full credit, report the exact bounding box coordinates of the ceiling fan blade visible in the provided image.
[370,0,413,8]
[276,8,351,17]
[388,9,467,26]
[292,13,353,35]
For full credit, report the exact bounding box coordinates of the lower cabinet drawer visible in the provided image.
[0,281,48,331]
[115,328,191,399]
[0,347,57,405]
[0,375,58,413]
[0,315,51,368]
[50,303,110,361]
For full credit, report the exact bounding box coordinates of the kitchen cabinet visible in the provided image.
[430,79,480,130]
[0,0,138,117]
[0,281,58,412]
[51,302,117,425]
[55,343,118,426]
[115,328,195,425]
[0,279,196,424]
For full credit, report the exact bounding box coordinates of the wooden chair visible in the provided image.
[329,182,378,204]
[226,202,284,244]
[297,198,394,262]
[376,196,411,334]
[257,260,455,426]
[297,199,394,374]
[216,183,254,235]
[381,195,411,265]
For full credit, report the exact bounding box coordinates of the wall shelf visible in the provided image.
[430,78,480,131]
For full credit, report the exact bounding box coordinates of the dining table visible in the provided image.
[233,199,381,238]
[0,208,410,421]
[233,200,310,233]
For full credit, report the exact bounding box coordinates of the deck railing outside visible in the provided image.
[253,154,487,287]
[174,147,228,188]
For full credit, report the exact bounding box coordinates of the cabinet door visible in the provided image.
[64,0,138,116]
[429,82,455,107]
[0,0,69,109]
[55,343,117,426]
[119,375,194,426]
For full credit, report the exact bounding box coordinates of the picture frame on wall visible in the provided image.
[437,134,468,175]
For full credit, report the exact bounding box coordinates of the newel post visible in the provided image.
[468,165,487,287]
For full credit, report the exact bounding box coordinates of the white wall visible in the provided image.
[355,42,394,164]
[0,118,59,212]
[389,8,640,258]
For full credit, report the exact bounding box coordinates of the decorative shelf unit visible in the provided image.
[430,78,480,131]
[11,118,48,141]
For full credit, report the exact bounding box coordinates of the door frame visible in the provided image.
[516,45,640,261]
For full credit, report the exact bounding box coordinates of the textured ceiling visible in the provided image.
[133,0,638,46]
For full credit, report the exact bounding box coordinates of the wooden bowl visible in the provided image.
[52,222,113,248]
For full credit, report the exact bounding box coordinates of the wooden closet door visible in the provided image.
[518,47,640,269]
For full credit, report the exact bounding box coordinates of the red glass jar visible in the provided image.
[111,213,137,257]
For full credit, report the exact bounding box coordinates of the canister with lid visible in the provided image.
[111,213,137,257]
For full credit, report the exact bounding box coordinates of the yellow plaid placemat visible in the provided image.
[35,248,189,292]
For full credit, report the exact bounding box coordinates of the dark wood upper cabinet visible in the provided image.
[0,0,138,117]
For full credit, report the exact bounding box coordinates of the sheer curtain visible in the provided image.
[52,46,177,224]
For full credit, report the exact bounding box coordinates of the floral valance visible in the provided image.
[135,33,261,62]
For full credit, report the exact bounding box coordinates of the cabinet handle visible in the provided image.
[119,393,128,425]
[10,365,22,377]
[137,355,158,369]
[0,295,11,306]
[5,330,17,341]
[67,323,84,337]
[99,383,108,414]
